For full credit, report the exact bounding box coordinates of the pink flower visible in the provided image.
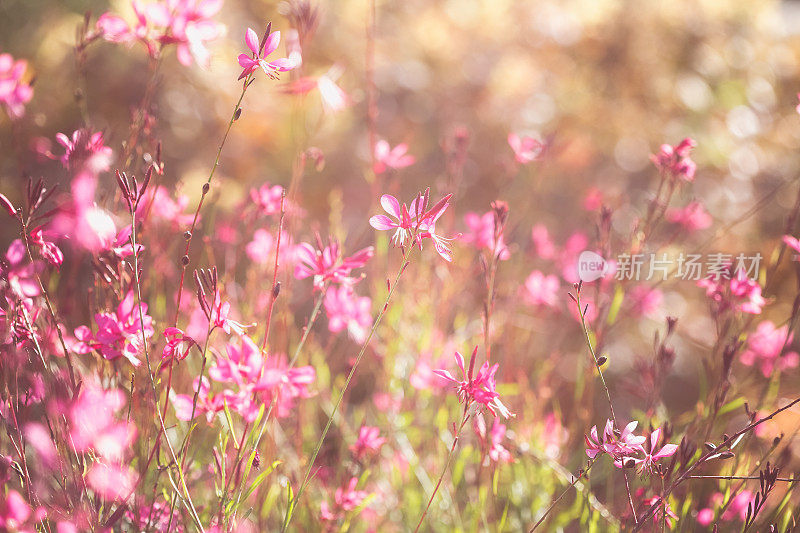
[173,377,224,422]
[0,53,33,119]
[29,227,63,270]
[584,419,646,465]
[783,234,800,255]
[69,383,136,462]
[161,326,195,365]
[294,239,373,289]
[52,129,113,172]
[522,270,560,308]
[531,224,555,260]
[87,463,135,501]
[373,140,415,174]
[475,415,513,463]
[697,491,753,525]
[237,27,296,80]
[434,347,513,419]
[320,478,370,522]
[642,494,677,529]
[651,137,697,182]
[0,490,32,530]
[666,201,712,231]
[97,0,224,68]
[0,239,40,298]
[72,290,155,366]
[250,183,285,216]
[628,285,663,317]
[324,285,372,343]
[583,187,604,211]
[209,291,251,335]
[245,228,294,265]
[461,211,510,260]
[283,67,349,114]
[508,133,543,164]
[138,186,194,226]
[699,269,766,315]
[740,321,799,377]
[369,192,455,261]
[632,426,678,475]
[350,426,386,460]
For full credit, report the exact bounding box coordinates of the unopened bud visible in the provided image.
[272,282,281,299]
[181,255,190,266]
[596,356,607,367]
[202,183,210,194]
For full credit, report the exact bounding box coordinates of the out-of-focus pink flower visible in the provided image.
[29,227,63,270]
[628,285,663,317]
[434,347,513,419]
[461,212,510,260]
[666,201,712,231]
[97,0,225,68]
[87,463,135,501]
[583,187,604,211]
[783,234,800,255]
[24,423,58,468]
[0,53,33,119]
[72,290,154,366]
[138,186,194,226]
[373,140,415,174]
[0,239,40,298]
[237,27,297,80]
[69,383,136,462]
[522,270,560,308]
[75,206,118,252]
[324,285,371,343]
[283,66,349,114]
[294,239,373,289]
[642,494,677,529]
[51,129,113,173]
[651,137,697,182]
[246,228,293,265]
[350,426,386,460]
[173,377,224,422]
[698,269,765,315]
[508,133,543,164]
[250,183,285,216]
[697,490,753,525]
[320,478,370,522]
[740,320,799,377]
[541,413,569,458]
[369,193,455,261]
[632,426,678,475]
[475,415,513,463]
[0,490,32,530]
[531,224,555,260]
[126,501,180,532]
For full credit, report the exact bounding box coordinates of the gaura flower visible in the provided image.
[434,347,513,419]
[237,26,296,80]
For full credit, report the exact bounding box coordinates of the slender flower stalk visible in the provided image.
[571,282,638,525]
[414,405,471,533]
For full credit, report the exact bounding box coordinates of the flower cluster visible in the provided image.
[650,137,697,182]
[97,0,225,67]
[72,290,155,366]
[585,420,677,475]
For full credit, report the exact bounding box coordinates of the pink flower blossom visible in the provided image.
[138,185,194,226]
[666,201,712,231]
[161,326,195,365]
[237,27,296,80]
[369,192,455,261]
[350,426,386,460]
[508,133,543,164]
[209,290,251,335]
[283,67,349,114]
[651,137,697,182]
[51,129,113,172]
[0,53,33,119]
[294,239,373,289]
[583,187,604,211]
[698,269,765,315]
[87,463,135,501]
[320,478,370,522]
[434,347,513,419]
[98,0,225,68]
[740,320,799,376]
[0,240,40,298]
[324,285,372,343]
[173,377,224,422]
[697,491,753,525]
[461,211,510,260]
[632,426,678,475]
[72,290,155,366]
[522,270,560,308]
[373,140,415,174]
[245,228,294,265]
[0,490,32,531]
[584,419,646,465]
[29,227,63,269]
[642,494,677,529]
